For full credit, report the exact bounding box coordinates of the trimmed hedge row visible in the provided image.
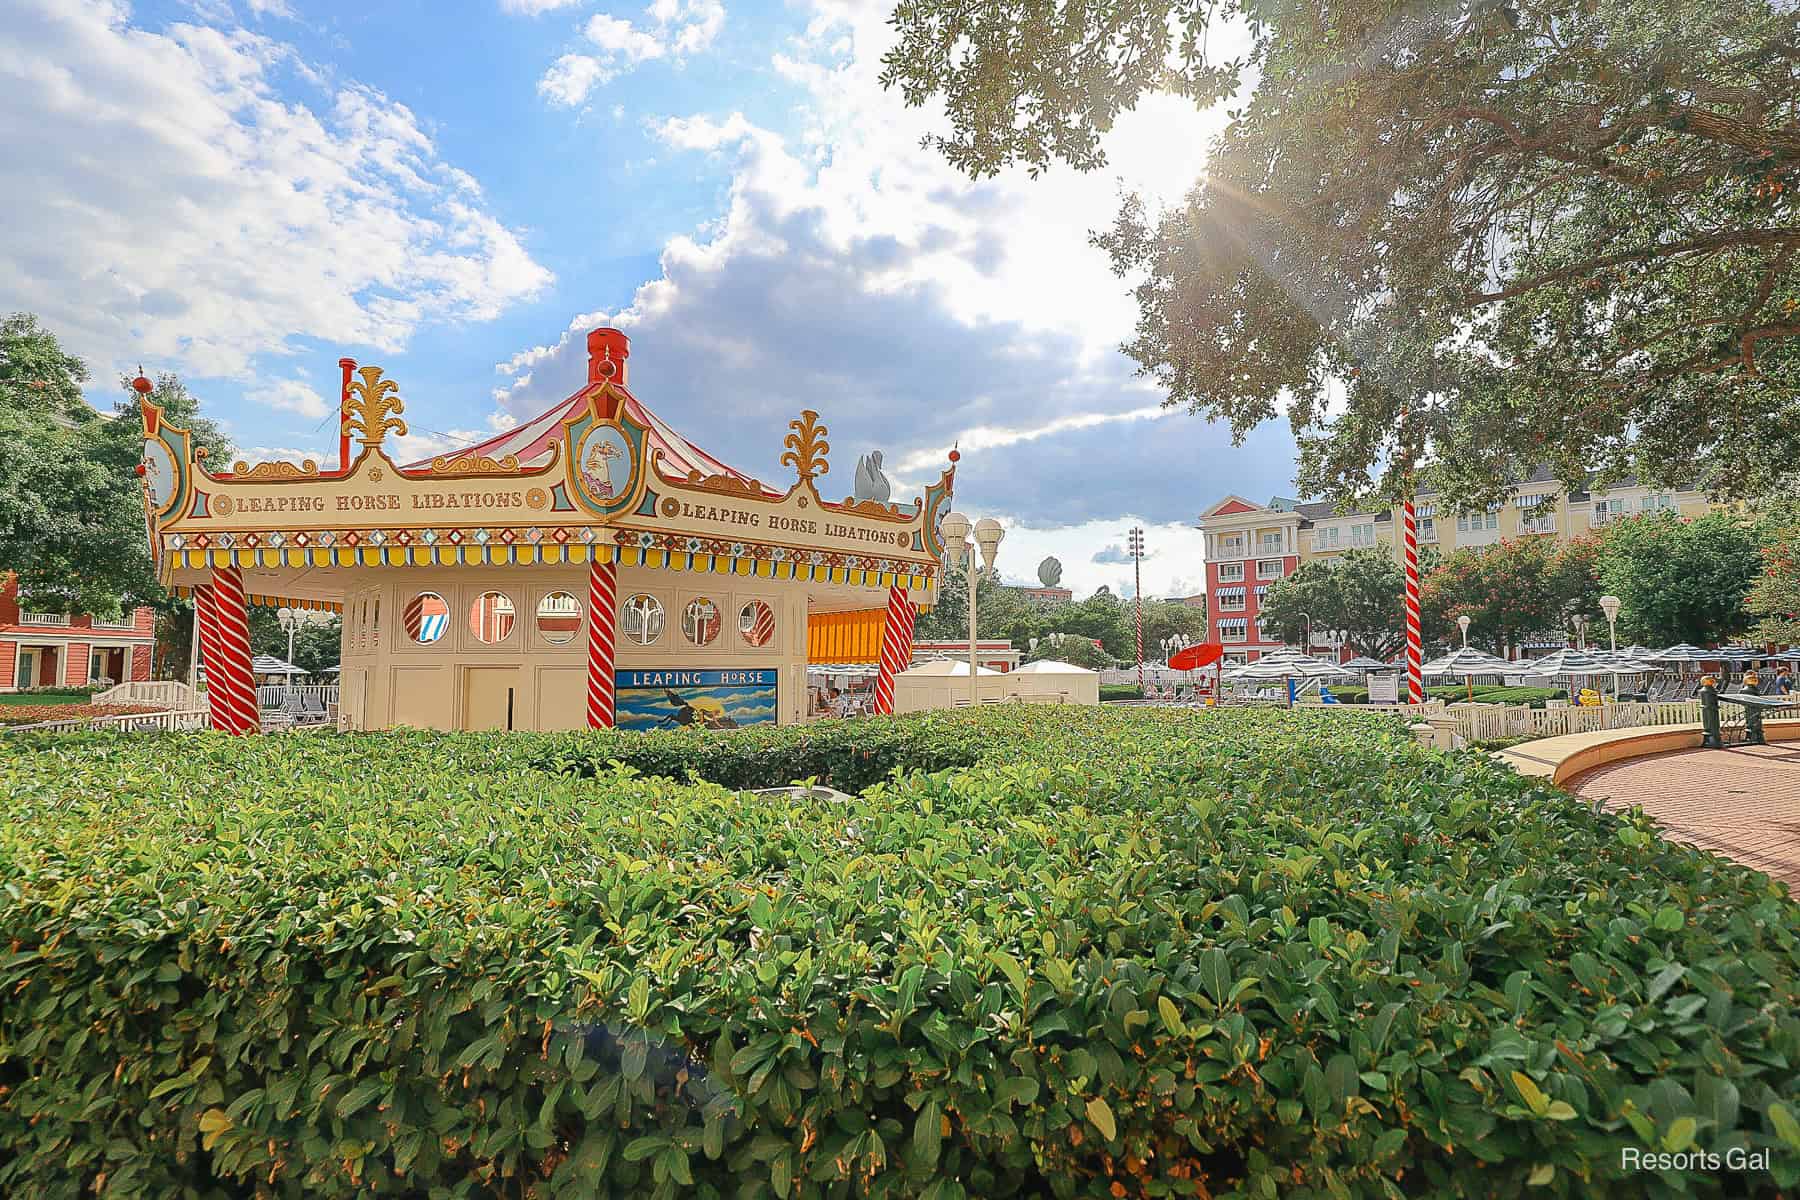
[2,708,1799,1198]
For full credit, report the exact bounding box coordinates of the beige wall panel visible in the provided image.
[535,666,588,731]
[390,665,453,730]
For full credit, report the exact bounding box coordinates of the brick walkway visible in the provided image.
[1572,743,1800,888]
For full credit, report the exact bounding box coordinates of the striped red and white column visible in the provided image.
[207,566,261,735]
[1402,499,1423,704]
[872,586,917,715]
[585,556,618,728]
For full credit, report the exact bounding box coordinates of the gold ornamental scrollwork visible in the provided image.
[229,459,320,480]
[428,451,523,476]
[342,366,407,449]
[682,470,767,499]
[781,410,829,480]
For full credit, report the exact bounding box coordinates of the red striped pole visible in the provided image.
[585,556,618,728]
[209,566,261,735]
[872,586,916,715]
[1403,499,1423,704]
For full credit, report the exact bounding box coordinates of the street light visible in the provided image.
[277,606,301,711]
[1571,613,1589,651]
[1599,594,1622,699]
[1299,610,1313,654]
[1456,614,1474,700]
[941,512,1004,707]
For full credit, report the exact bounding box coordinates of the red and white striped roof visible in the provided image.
[408,388,780,498]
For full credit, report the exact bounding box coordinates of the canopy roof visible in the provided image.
[1012,659,1097,674]
[901,660,1001,676]
[137,327,955,607]
[411,389,781,498]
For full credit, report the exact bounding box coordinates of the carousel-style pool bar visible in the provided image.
[137,328,953,733]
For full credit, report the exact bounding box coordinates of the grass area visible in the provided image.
[2,708,1797,1196]
[0,687,96,706]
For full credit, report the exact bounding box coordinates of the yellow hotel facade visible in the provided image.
[1198,468,1718,660]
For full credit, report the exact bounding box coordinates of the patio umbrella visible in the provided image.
[1340,655,1392,672]
[250,655,306,677]
[1422,648,1516,700]
[1517,647,1610,675]
[1647,643,1715,664]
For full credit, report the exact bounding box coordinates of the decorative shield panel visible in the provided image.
[562,403,650,518]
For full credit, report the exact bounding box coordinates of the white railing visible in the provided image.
[92,680,196,709]
[257,684,339,709]
[90,618,139,629]
[2,708,209,734]
[1450,700,1704,743]
[18,612,71,627]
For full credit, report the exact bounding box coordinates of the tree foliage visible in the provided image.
[1593,511,1763,644]
[1259,549,1409,660]
[0,314,229,615]
[884,0,1800,506]
[1419,535,1600,652]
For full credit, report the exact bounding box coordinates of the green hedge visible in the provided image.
[1098,685,1143,702]
[3,709,1799,1198]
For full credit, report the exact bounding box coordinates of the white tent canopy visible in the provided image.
[1013,660,1097,675]
[899,660,1001,676]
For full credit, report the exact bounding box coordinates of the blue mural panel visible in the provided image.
[615,668,778,730]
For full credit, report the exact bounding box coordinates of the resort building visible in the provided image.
[1,575,157,692]
[1198,473,1719,660]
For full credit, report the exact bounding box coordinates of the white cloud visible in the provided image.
[250,379,330,418]
[491,0,1286,567]
[534,0,726,105]
[243,0,296,17]
[500,0,583,12]
[0,0,553,388]
[538,53,611,107]
[997,520,1212,601]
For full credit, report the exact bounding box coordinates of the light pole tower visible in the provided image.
[1128,526,1146,694]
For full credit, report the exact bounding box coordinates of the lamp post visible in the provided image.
[1457,613,1473,700]
[1571,613,1588,651]
[1600,594,1622,699]
[1299,610,1313,655]
[941,512,1003,707]
[1127,527,1146,694]
[277,606,300,711]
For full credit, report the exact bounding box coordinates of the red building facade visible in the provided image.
[1196,496,1303,662]
[0,576,156,692]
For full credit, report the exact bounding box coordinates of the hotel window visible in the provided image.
[1592,499,1625,527]
[1254,585,1270,600]
[1217,561,1245,582]
[1218,618,1248,641]
[1641,493,1675,512]
[1218,535,1246,558]
[1257,559,1285,579]
[1315,526,1341,550]
[1457,510,1499,533]
[1215,589,1246,612]
[1419,517,1438,542]
[1259,532,1285,555]
[1349,523,1376,547]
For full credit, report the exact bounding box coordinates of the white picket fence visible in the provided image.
[1449,700,1704,742]
[91,680,198,709]
[256,684,340,709]
[1292,698,1705,742]
[3,708,210,734]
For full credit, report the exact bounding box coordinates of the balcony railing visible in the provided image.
[19,612,71,627]
[91,617,138,629]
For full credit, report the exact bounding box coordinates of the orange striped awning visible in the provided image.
[807,608,890,664]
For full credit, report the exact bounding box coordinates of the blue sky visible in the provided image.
[1,0,1300,598]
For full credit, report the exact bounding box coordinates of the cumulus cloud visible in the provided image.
[535,0,726,106]
[492,0,1290,573]
[0,0,553,387]
[249,379,330,419]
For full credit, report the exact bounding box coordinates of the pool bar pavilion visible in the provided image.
[137,328,952,733]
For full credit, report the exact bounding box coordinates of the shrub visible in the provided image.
[1098,685,1143,701]
[2,708,1798,1198]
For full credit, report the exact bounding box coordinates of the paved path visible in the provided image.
[1573,743,1800,887]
